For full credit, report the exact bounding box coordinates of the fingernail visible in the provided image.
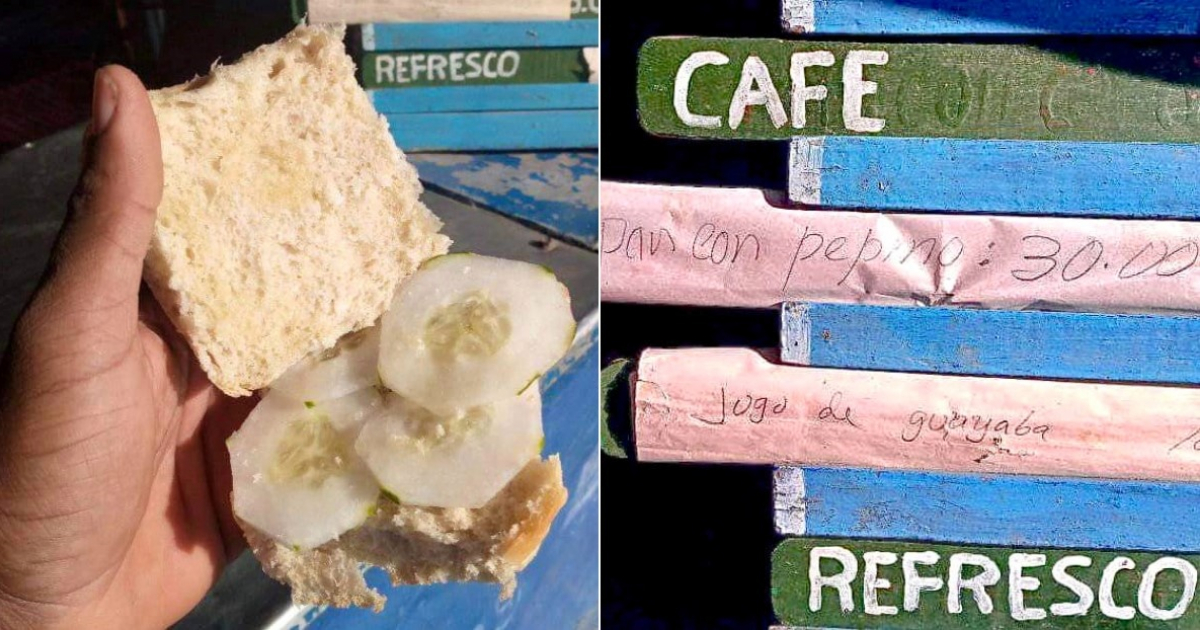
[91,67,118,135]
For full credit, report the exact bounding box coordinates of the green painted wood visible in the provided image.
[600,358,630,459]
[773,537,1200,628]
[571,0,599,19]
[363,48,590,89]
[637,37,1200,142]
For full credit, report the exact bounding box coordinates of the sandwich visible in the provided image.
[144,24,572,610]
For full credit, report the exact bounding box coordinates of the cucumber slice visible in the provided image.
[229,389,380,548]
[354,389,543,509]
[378,254,573,414]
[271,325,381,402]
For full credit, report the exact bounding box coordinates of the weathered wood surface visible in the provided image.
[370,84,597,114]
[601,182,1200,313]
[308,0,569,24]
[362,48,590,89]
[773,537,1200,627]
[361,21,598,52]
[409,152,598,248]
[637,37,1200,142]
[384,109,597,151]
[633,347,1200,480]
[779,302,1200,383]
[786,136,1200,216]
[773,466,1200,553]
[781,0,1200,35]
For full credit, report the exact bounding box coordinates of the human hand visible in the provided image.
[0,66,256,630]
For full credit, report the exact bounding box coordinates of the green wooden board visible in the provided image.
[363,48,590,89]
[571,0,599,19]
[600,358,630,459]
[773,537,1200,628]
[637,37,1200,142]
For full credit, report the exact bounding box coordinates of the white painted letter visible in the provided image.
[498,50,520,77]
[842,50,888,133]
[410,53,426,81]
[810,546,858,613]
[375,55,395,83]
[673,51,728,129]
[789,51,834,129]
[1009,553,1048,621]
[1099,557,1137,620]
[948,553,1000,614]
[903,551,943,612]
[729,56,787,130]
[1138,557,1197,621]
[1050,555,1094,617]
[863,551,899,616]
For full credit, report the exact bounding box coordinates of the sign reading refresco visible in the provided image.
[363,48,590,89]
[773,538,1200,628]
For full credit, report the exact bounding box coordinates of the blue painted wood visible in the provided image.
[370,84,598,114]
[386,110,597,152]
[306,322,599,630]
[788,137,1200,218]
[782,0,1200,35]
[776,465,1200,552]
[779,302,1200,384]
[362,21,598,52]
[409,152,598,248]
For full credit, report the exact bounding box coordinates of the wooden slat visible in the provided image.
[774,466,1200,552]
[773,537,1200,628]
[370,84,597,114]
[408,152,597,248]
[781,0,1200,35]
[362,21,598,52]
[601,181,1200,313]
[779,302,1200,384]
[637,37,1200,143]
[384,109,597,152]
[634,347,1200,481]
[308,0,569,24]
[787,137,1200,216]
[362,48,589,89]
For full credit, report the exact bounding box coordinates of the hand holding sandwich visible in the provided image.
[0,66,250,630]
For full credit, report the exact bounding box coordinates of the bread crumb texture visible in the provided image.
[244,456,569,611]
[147,24,450,396]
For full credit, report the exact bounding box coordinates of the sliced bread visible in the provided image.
[146,24,450,396]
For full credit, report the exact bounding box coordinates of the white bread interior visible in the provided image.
[146,24,450,396]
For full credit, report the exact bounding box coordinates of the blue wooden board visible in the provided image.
[779,302,1200,384]
[361,21,598,52]
[781,0,1200,35]
[386,110,597,152]
[370,84,598,114]
[306,321,599,630]
[789,137,1200,217]
[409,152,597,248]
[774,466,1200,552]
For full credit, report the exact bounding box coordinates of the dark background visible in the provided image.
[599,2,790,627]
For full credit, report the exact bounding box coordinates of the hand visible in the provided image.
[0,66,256,630]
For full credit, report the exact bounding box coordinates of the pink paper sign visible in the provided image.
[602,181,1200,313]
[634,347,1200,480]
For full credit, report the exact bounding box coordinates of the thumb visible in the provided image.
[41,65,163,322]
